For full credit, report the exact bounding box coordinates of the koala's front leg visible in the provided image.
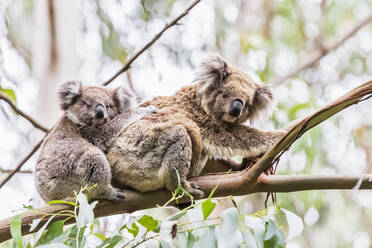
[78,148,126,201]
[161,124,204,198]
[202,123,286,159]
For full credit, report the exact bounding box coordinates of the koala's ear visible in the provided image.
[113,85,137,112]
[194,54,231,93]
[250,85,274,122]
[58,80,82,110]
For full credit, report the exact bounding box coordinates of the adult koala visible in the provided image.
[107,55,286,198]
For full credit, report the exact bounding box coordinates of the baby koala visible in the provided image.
[35,80,156,202]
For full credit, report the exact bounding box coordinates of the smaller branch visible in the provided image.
[0,94,48,132]
[0,168,32,174]
[272,13,372,85]
[263,0,274,39]
[0,138,44,189]
[317,0,327,51]
[258,174,372,192]
[102,0,201,86]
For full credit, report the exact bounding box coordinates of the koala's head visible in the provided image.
[58,81,136,126]
[195,54,273,124]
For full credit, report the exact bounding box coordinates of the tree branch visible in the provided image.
[1,80,372,242]
[1,172,372,242]
[0,94,48,133]
[102,0,201,86]
[0,137,45,189]
[272,13,372,85]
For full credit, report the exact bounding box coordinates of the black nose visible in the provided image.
[228,99,243,117]
[95,104,105,119]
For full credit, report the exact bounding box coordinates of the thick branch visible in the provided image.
[1,172,372,242]
[272,13,372,85]
[0,94,48,132]
[102,0,201,86]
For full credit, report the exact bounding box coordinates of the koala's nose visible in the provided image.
[95,104,105,119]
[228,99,243,117]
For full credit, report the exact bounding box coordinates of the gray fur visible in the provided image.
[35,81,157,202]
[107,55,287,198]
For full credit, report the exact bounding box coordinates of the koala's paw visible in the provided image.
[185,182,204,199]
[108,188,126,202]
[144,105,159,115]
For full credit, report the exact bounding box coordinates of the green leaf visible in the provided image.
[186,231,197,248]
[0,86,16,103]
[64,225,87,248]
[194,226,217,248]
[127,222,139,237]
[96,235,123,248]
[137,215,158,232]
[36,220,64,245]
[10,215,23,248]
[201,199,216,220]
[263,220,285,248]
[34,215,57,246]
[216,208,241,247]
[47,200,76,206]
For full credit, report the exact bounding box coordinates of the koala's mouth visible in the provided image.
[92,118,106,125]
[222,113,238,123]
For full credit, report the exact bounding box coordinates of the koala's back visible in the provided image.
[35,118,98,201]
[108,110,202,192]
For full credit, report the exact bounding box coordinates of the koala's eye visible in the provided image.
[217,90,223,94]
[81,100,91,108]
[222,92,229,98]
[106,104,113,108]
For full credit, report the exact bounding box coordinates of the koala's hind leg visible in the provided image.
[78,150,126,202]
[161,125,204,198]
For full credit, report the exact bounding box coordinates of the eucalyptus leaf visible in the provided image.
[186,231,197,248]
[245,216,265,248]
[36,220,65,246]
[194,226,217,248]
[137,215,159,232]
[216,208,241,248]
[202,199,216,220]
[76,193,94,228]
[0,86,16,103]
[281,208,304,241]
[96,235,123,248]
[241,230,257,248]
[33,214,56,246]
[10,215,23,248]
[29,218,42,232]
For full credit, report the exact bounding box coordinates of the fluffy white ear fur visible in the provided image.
[249,85,275,124]
[58,80,82,110]
[194,54,231,93]
[115,85,137,112]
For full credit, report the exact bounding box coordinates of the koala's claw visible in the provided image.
[185,182,204,198]
[146,106,159,114]
[110,189,126,202]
